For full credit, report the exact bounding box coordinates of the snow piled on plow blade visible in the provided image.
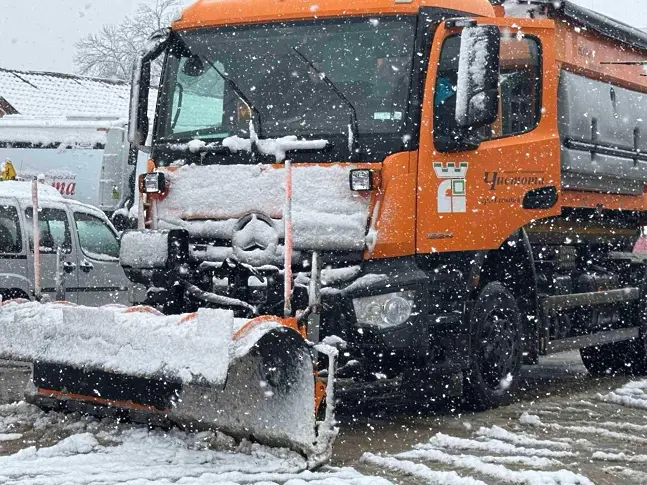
[0,303,232,385]
[0,302,322,462]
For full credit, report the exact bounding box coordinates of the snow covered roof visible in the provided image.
[0,115,126,146]
[0,180,63,201]
[0,180,110,219]
[0,68,132,118]
[0,68,158,120]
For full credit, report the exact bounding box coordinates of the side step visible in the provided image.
[540,288,641,355]
[545,327,640,354]
[541,288,639,313]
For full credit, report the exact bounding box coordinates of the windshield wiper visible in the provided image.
[159,140,231,154]
[292,47,360,159]
[200,56,264,141]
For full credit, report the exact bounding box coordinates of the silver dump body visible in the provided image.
[559,70,647,195]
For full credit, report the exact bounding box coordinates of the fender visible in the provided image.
[470,229,541,363]
[0,273,31,298]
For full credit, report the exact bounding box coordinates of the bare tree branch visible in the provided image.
[74,0,180,81]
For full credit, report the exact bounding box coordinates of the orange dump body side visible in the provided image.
[551,13,647,212]
[554,21,647,93]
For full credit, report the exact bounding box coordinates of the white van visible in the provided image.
[0,116,148,219]
[0,181,135,305]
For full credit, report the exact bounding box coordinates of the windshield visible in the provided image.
[155,16,416,143]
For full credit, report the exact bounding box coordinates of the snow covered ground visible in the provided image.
[0,402,389,485]
[2,353,647,484]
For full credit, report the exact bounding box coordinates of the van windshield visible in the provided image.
[155,16,416,143]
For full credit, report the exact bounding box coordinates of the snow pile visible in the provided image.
[519,412,647,444]
[596,379,647,410]
[157,163,371,253]
[423,432,576,458]
[360,424,594,485]
[386,448,592,485]
[593,451,647,463]
[0,433,22,441]
[0,301,235,385]
[474,425,572,451]
[361,454,487,485]
[0,404,390,485]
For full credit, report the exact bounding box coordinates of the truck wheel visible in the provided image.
[580,339,647,377]
[464,282,523,411]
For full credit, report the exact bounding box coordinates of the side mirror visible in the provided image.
[455,25,501,129]
[128,56,151,147]
[128,28,171,148]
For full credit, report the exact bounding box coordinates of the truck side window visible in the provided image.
[0,205,22,254]
[165,58,226,138]
[24,208,72,254]
[433,34,541,146]
[74,212,120,260]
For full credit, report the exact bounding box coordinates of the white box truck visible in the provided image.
[0,115,146,225]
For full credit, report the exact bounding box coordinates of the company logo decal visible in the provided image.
[480,170,546,206]
[433,162,468,213]
[483,171,545,191]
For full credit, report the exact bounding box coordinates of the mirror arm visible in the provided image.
[128,28,172,148]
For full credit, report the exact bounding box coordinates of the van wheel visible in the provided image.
[464,282,523,411]
[0,289,29,303]
[580,339,647,377]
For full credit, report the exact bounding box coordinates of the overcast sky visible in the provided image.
[1,0,646,75]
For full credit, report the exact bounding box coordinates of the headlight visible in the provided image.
[349,169,380,191]
[139,172,166,194]
[353,291,415,329]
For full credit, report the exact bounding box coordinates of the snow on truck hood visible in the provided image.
[157,163,371,252]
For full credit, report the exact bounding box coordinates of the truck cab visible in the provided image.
[121,0,647,409]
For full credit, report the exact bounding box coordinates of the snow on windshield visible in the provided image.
[156,16,416,142]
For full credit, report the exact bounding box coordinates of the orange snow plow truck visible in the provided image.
[6,0,647,462]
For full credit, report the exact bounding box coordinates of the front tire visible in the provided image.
[464,282,523,411]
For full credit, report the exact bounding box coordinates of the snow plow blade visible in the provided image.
[0,301,333,462]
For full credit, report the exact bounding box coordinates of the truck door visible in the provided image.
[0,198,29,298]
[416,18,561,254]
[72,210,130,306]
[24,206,78,303]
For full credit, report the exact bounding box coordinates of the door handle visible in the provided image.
[62,261,76,274]
[79,260,94,273]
